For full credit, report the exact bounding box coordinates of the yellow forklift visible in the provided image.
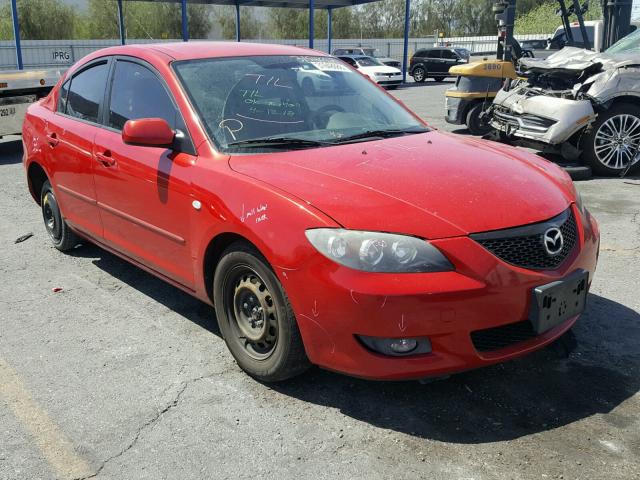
[444,59,518,135]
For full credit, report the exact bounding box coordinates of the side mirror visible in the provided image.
[122,118,174,148]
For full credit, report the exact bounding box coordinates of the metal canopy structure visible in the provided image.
[9,0,412,82]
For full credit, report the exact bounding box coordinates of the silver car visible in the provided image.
[491,29,640,176]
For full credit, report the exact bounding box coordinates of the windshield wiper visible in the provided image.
[333,128,428,144]
[226,137,334,149]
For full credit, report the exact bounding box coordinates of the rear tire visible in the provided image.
[466,102,493,136]
[582,103,640,176]
[412,66,426,83]
[213,242,310,382]
[40,181,79,252]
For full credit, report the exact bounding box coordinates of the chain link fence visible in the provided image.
[0,34,550,71]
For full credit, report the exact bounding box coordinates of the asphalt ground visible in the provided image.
[1,81,639,480]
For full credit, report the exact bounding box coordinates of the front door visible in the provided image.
[92,59,196,288]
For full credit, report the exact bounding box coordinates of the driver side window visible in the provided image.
[108,61,177,131]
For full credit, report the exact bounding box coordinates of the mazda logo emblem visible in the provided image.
[543,227,564,256]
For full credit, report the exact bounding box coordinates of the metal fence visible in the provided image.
[0,34,550,71]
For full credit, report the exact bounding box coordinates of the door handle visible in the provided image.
[95,150,116,167]
[46,132,59,147]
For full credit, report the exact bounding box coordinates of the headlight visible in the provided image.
[305,229,454,273]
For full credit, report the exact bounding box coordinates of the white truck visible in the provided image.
[0,68,64,138]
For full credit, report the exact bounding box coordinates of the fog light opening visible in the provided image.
[357,335,432,357]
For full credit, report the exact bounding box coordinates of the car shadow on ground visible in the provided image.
[68,242,221,337]
[70,243,639,444]
[0,139,23,165]
[271,293,640,444]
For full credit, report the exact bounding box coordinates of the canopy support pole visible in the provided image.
[117,0,125,45]
[402,0,410,83]
[10,0,23,70]
[235,3,241,41]
[309,0,314,49]
[181,0,189,42]
[327,7,332,53]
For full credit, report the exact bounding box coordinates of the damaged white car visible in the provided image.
[491,29,640,176]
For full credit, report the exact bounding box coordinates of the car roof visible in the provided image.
[78,41,327,65]
[338,54,372,59]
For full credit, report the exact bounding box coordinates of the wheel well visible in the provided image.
[608,95,640,110]
[202,232,256,302]
[27,162,48,205]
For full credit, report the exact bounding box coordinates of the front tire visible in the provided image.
[213,242,310,382]
[40,181,79,252]
[412,66,426,83]
[466,102,493,136]
[582,103,640,176]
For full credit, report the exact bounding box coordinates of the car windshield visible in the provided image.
[361,48,378,57]
[355,56,382,67]
[606,28,640,55]
[173,55,426,152]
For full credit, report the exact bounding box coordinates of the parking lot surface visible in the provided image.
[1,82,639,480]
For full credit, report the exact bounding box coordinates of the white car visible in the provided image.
[337,55,402,88]
[295,61,335,95]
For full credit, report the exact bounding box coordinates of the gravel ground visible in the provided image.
[0,82,639,480]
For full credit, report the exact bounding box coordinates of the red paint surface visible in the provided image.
[23,42,600,380]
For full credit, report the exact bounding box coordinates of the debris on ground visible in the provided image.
[14,233,33,244]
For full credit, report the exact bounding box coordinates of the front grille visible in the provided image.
[493,107,557,133]
[470,208,578,270]
[471,320,537,352]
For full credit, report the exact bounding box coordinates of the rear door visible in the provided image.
[92,58,196,288]
[424,49,444,75]
[46,59,110,239]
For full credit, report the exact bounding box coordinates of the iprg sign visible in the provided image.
[51,49,72,64]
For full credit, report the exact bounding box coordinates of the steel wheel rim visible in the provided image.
[414,68,425,81]
[224,266,278,360]
[594,114,640,169]
[42,193,61,241]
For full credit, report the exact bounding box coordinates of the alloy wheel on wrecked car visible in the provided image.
[594,114,640,170]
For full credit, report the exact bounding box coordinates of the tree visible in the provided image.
[515,0,603,34]
[213,6,261,39]
[82,0,211,40]
[0,0,77,40]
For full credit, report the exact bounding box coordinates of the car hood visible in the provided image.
[228,131,574,239]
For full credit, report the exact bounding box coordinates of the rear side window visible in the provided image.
[65,62,109,123]
[441,50,458,59]
[57,80,70,113]
[425,50,442,58]
[108,61,177,131]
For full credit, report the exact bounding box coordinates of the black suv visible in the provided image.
[409,47,468,83]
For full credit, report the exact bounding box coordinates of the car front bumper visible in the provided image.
[490,89,596,145]
[374,74,403,86]
[281,205,599,380]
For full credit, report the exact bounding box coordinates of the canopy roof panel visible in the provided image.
[128,0,379,9]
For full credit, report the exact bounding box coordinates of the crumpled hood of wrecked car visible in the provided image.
[520,47,640,73]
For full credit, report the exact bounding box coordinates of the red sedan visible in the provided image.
[22,42,600,382]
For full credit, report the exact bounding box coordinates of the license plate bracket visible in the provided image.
[528,269,589,334]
